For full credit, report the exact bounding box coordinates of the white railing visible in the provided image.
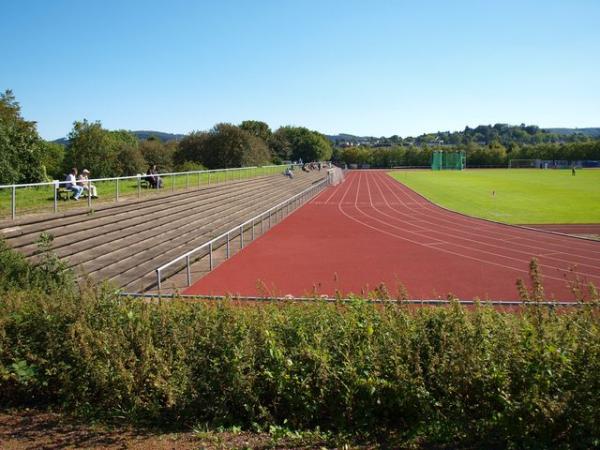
[0,164,295,220]
[120,292,589,307]
[155,178,330,290]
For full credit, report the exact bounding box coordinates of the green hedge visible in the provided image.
[0,240,599,448]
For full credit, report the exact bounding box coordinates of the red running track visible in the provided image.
[184,171,600,300]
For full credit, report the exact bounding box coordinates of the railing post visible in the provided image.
[251,218,255,240]
[186,255,191,286]
[137,174,141,199]
[87,185,92,208]
[226,232,230,258]
[11,186,16,220]
[269,210,271,228]
[53,180,59,213]
[171,174,175,191]
[157,268,162,290]
[116,178,120,202]
[186,173,189,190]
[240,225,244,248]
[261,213,264,234]
[208,172,211,185]
[198,172,201,189]
[209,242,213,270]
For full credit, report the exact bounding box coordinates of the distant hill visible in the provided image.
[53,130,185,145]
[545,128,600,137]
[328,125,600,147]
[131,130,186,142]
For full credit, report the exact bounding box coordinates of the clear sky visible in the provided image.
[2,0,599,140]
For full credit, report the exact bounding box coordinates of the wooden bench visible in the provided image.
[56,187,71,201]
[141,177,162,189]
[56,186,90,200]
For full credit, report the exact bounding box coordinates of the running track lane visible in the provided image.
[184,171,600,300]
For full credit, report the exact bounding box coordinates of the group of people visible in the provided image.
[64,164,164,201]
[144,164,163,188]
[302,161,322,172]
[64,168,98,200]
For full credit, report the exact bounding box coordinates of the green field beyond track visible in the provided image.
[390,169,600,224]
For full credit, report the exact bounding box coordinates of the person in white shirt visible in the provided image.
[78,169,98,198]
[65,168,84,200]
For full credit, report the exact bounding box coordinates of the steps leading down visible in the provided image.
[0,170,326,292]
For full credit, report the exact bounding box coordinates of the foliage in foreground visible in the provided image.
[0,242,599,448]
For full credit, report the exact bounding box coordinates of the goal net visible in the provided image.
[432,151,466,170]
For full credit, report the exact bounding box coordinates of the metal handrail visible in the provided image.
[155,177,330,290]
[0,164,296,220]
[119,292,593,307]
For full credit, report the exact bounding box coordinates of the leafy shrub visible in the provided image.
[0,233,74,294]
[0,243,598,448]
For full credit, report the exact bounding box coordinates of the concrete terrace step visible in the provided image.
[84,176,323,290]
[1,170,325,292]
[84,174,313,275]
[104,186,306,291]
[3,175,282,244]
[15,175,294,257]
[73,179,293,273]
[0,173,283,232]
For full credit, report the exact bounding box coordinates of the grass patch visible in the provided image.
[390,168,600,224]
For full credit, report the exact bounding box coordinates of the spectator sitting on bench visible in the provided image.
[78,169,98,198]
[65,168,84,200]
[145,164,163,188]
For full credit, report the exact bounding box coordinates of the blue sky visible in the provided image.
[1,0,599,140]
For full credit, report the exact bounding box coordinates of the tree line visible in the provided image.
[334,123,598,147]
[335,140,600,168]
[0,90,332,184]
[3,89,600,184]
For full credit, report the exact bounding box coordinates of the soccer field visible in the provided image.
[389,169,600,224]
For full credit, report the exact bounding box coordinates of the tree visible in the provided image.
[65,121,141,177]
[39,141,65,179]
[239,120,272,142]
[115,142,146,176]
[139,138,175,172]
[0,90,45,183]
[174,131,209,167]
[268,128,293,163]
[64,120,116,177]
[175,124,271,170]
[271,126,333,163]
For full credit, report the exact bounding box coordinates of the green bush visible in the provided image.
[0,243,598,448]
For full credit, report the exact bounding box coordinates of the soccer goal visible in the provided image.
[508,159,541,168]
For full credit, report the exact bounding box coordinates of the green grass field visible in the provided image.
[390,169,600,224]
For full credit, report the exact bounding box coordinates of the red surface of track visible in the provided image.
[184,171,600,300]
